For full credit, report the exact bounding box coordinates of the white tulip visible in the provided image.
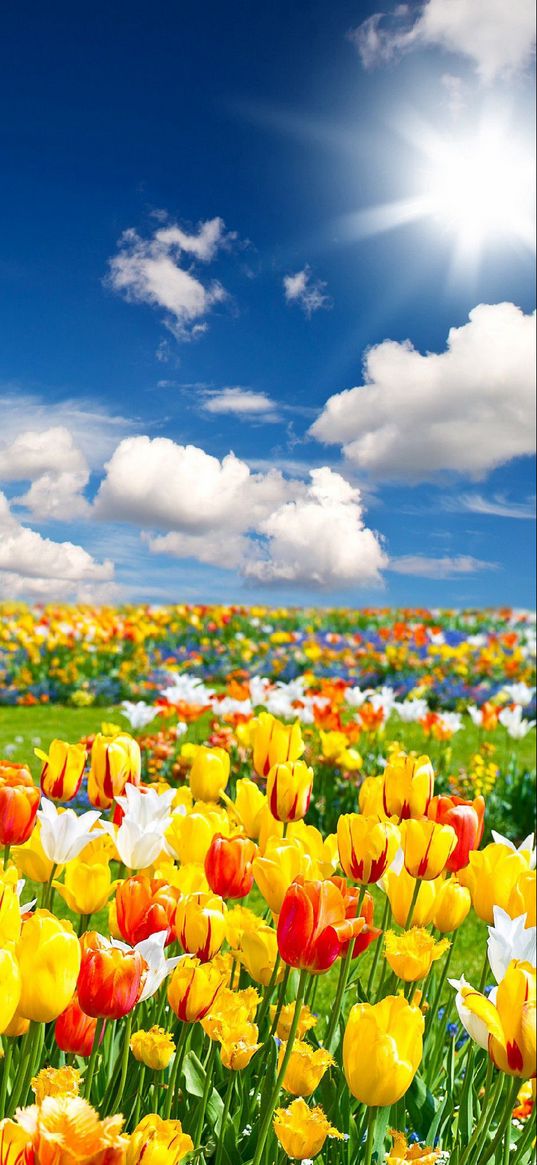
[487,907,536,983]
[120,701,158,730]
[136,931,184,1001]
[38,798,102,864]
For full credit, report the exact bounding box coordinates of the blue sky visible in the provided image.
[0,0,535,607]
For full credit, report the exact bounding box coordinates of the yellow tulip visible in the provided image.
[273,1098,343,1160]
[270,1001,318,1042]
[337,814,400,884]
[202,986,260,1041]
[0,947,21,1034]
[279,1040,334,1096]
[343,995,424,1105]
[168,957,225,1024]
[175,892,226,962]
[266,761,314,823]
[384,929,450,982]
[12,822,57,884]
[16,909,81,1023]
[234,922,283,986]
[0,1121,33,1162]
[432,877,471,933]
[130,1027,176,1070]
[31,1064,82,1103]
[224,905,261,949]
[166,806,230,865]
[401,819,457,881]
[508,870,536,928]
[458,843,533,923]
[54,857,114,916]
[358,775,388,819]
[253,837,309,914]
[383,867,439,929]
[256,803,284,853]
[127,1114,194,1164]
[36,739,87,802]
[189,747,230,802]
[219,1021,261,1070]
[88,731,141,809]
[0,865,22,945]
[252,712,304,778]
[383,753,434,820]
[3,1010,29,1037]
[461,960,536,1077]
[234,778,266,838]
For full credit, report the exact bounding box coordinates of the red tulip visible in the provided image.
[428,794,485,871]
[204,834,257,899]
[277,877,366,974]
[55,991,99,1057]
[0,762,40,847]
[330,877,381,959]
[77,932,146,1020]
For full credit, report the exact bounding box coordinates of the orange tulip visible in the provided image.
[277,877,365,974]
[116,875,180,947]
[77,932,146,1019]
[0,762,40,847]
[55,992,99,1058]
[428,794,485,871]
[204,834,257,899]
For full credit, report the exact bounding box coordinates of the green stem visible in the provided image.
[215,1072,235,1165]
[193,1040,218,1147]
[114,1011,133,1113]
[367,895,391,996]
[473,1077,520,1165]
[3,845,10,867]
[163,1023,190,1120]
[325,883,365,1055]
[458,1064,501,1165]
[42,863,58,911]
[7,1022,40,1116]
[257,955,282,1032]
[84,1017,105,1102]
[0,1038,13,1118]
[405,877,422,930]
[130,1064,146,1130]
[363,1105,378,1165]
[425,931,457,1057]
[252,967,309,1165]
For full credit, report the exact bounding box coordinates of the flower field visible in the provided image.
[0,604,535,1164]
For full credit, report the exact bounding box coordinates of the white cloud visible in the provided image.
[310,303,536,482]
[349,0,536,81]
[0,491,114,599]
[389,554,498,579]
[0,426,87,480]
[283,267,331,317]
[200,387,280,420]
[107,216,234,340]
[444,493,536,520]
[14,471,91,521]
[0,392,134,471]
[144,529,251,570]
[244,467,388,587]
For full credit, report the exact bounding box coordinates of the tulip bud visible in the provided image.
[266,761,314,823]
[234,923,284,987]
[0,865,22,946]
[205,834,257,899]
[343,995,424,1105]
[0,762,40,847]
[37,740,87,802]
[234,778,266,839]
[54,856,114,917]
[189,747,230,802]
[16,910,81,1023]
[130,1026,175,1070]
[432,877,471,933]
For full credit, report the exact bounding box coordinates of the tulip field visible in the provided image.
[0,604,535,1164]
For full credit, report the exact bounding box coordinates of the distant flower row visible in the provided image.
[0,603,535,707]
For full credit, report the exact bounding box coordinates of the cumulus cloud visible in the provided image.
[0,491,114,599]
[107,216,234,340]
[389,554,499,579]
[95,437,386,588]
[200,387,280,420]
[0,393,134,470]
[349,0,536,82]
[283,267,331,317]
[310,303,536,482]
[244,467,388,587]
[0,425,91,521]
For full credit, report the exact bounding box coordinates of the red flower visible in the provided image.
[116,875,180,946]
[428,794,485,871]
[204,834,257,899]
[55,991,99,1057]
[330,877,381,959]
[77,932,146,1020]
[0,762,40,847]
[277,877,366,974]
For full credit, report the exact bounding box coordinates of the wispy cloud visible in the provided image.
[389,554,499,579]
[283,266,331,317]
[200,386,280,421]
[444,492,536,520]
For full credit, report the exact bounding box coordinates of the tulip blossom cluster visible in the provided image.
[0,700,535,1165]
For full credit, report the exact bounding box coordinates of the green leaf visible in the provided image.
[406,1074,437,1139]
[182,1050,224,1130]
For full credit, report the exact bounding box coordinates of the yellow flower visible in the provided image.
[189,747,230,802]
[16,909,81,1023]
[383,867,439,929]
[220,1021,261,1070]
[266,761,314,824]
[358,775,388,819]
[251,712,304,779]
[3,1010,29,1038]
[343,995,424,1106]
[127,1114,194,1163]
[387,1129,441,1165]
[458,843,533,923]
[0,865,22,945]
[12,822,57,884]
[166,806,230,865]
[202,987,260,1040]
[130,1027,176,1071]
[432,878,471,933]
[337,814,400,884]
[0,1119,33,1162]
[319,730,349,761]
[175,892,227,962]
[234,778,266,839]
[233,922,284,986]
[401,819,457,881]
[383,753,434,820]
[31,1065,82,1104]
[168,957,225,1024]
[224,904,261,949]
[279,1040,334,1096]
[460,960,536,1077]
[88,731,141,809]
[0,947,21,1035]
[287,822,338,876]
[273,1098,343,1161]
[53,857,114,916]
[253,836,310,914]
[36,739,87,802]
[384,929,450,982]
[270,1002,318,1042]
[508,870,536,928]
[15,1095,127,1161]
